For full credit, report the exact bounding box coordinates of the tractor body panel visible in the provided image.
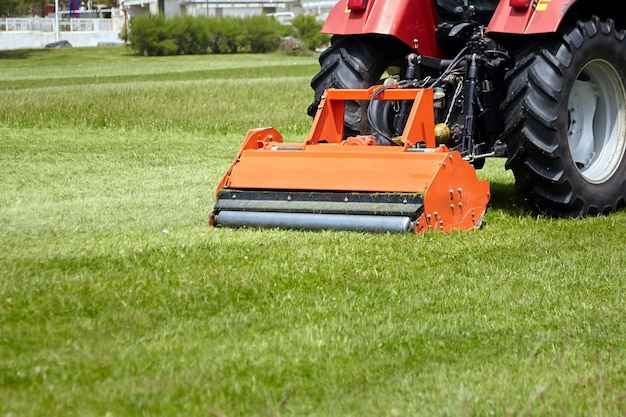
[487,0,578,34]
[321,0,441,56]
[322,0,581,54]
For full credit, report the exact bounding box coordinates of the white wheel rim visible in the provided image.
[568,59,626,184]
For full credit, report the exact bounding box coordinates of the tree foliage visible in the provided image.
[0,0,42,16]
[0,0,119,17]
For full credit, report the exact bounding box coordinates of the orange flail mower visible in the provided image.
[210,86,490,233]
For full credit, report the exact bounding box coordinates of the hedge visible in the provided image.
[121,14,329,56]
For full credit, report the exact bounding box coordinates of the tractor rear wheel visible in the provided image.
[308,35,410,136]
[503,17,626,217]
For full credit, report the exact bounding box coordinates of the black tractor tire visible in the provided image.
[502,16,626,217]
[307,35,409,136]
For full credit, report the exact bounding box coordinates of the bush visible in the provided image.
[170,15,211,55]
[125,14,177,56]
[125,14,288,56]
[242,15,286,53]
[207,17,244,54]
[290,14,329,51]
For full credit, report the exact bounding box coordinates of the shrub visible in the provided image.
[125,14,288,56]
[170,15,210,55]
[207,17,244,54]
[126,14,176,56]
[242,15,285,53]
[290,14,329,51]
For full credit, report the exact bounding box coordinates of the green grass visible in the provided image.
[2,46,626,417]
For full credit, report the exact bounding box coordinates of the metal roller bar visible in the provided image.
[214,198,423,216]
[215,190,424,216]
[214,211,414,233]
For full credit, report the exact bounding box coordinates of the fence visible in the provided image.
[0,17,115,33]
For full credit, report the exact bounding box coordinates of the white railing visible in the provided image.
[0,17,115,32]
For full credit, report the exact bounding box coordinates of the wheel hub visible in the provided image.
[567,60,626,184]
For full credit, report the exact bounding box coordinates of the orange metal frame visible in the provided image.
[306,86,436,148]
[215,86,490,233]
[216,86,437,193]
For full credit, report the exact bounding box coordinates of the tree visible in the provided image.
[29,0,47,17]
[0,0,64,17]
[0,0,31,16]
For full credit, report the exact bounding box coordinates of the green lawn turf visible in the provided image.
[1,46,626,417]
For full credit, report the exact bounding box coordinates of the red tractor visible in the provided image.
[308,0,626,217]
[211,0,626,233]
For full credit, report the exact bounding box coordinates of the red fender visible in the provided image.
[321,0,441,57]
[486,0,578,35]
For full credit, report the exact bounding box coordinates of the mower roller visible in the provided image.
[210,86,490,233]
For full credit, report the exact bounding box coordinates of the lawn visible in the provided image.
[1,46,626,417]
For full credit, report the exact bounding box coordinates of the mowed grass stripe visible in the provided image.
[2,46,626,417]
[0,77,313,132]
[0,47,317,79]
[0,66,317,91]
